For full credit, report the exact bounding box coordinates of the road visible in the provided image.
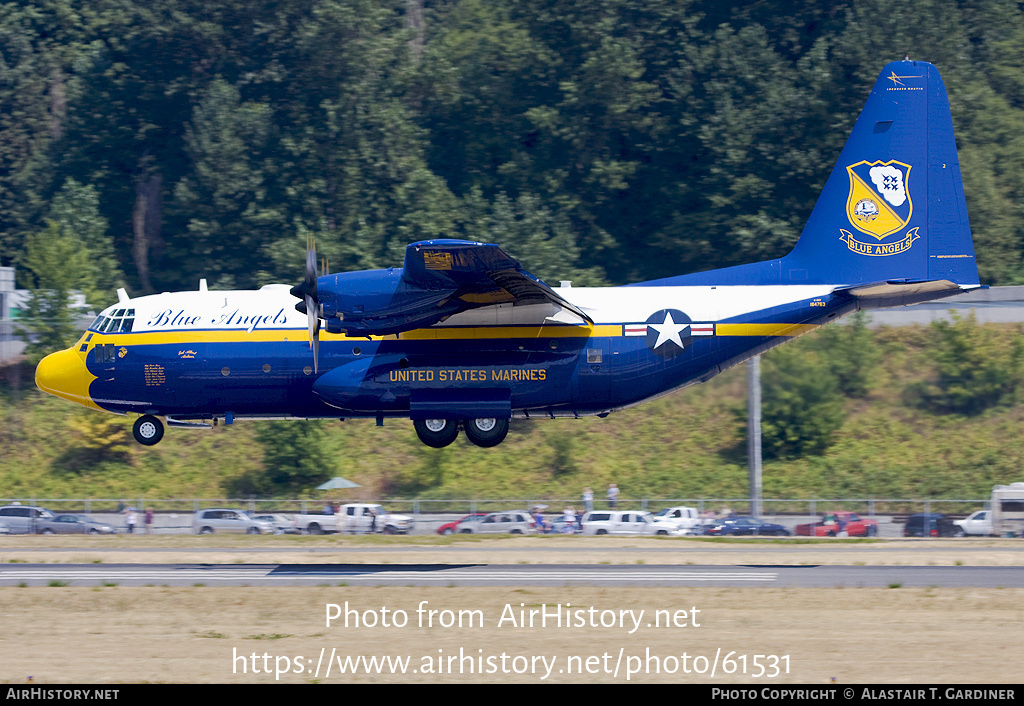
[2,562,1022,587]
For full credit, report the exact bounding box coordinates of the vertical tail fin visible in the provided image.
[785,60,980,286]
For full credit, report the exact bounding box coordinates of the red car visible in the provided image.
[794,511,878,537]
[436,513,488,535]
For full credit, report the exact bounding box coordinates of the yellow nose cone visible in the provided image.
[35,347,101,411]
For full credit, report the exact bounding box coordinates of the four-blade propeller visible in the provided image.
[289,238,322,373]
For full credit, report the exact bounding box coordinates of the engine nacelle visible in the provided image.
[300,268,465,337]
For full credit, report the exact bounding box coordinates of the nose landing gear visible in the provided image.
[132,415,165,446]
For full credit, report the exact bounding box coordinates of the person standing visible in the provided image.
[532,508,549,534]
[125,507,138,534]
[144,507,154,534]
[582,487,593,513]
[607,484,619,509]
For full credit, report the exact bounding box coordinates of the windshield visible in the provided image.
[89,309,135,333]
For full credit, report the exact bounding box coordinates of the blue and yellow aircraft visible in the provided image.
[35,61,981,448]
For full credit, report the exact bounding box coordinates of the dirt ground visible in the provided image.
[1,586,1021,684]
[1,536,1021,684]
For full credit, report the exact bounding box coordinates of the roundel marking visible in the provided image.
[644,309,692,358]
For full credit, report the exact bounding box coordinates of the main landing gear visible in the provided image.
[413,418,509,448]
[132,415,165,446]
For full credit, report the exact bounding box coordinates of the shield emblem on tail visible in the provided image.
[845,160,913,239]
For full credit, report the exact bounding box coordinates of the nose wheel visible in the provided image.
[133,415,165,446]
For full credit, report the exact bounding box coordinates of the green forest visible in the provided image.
[4,1,1024,500]
[5,0,1024,307]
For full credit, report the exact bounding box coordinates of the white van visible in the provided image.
[192,508,273,535]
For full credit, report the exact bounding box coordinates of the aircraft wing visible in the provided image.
[313,240,591,337]
[401,240,592,324]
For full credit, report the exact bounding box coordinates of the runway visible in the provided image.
[2,562,1021,587]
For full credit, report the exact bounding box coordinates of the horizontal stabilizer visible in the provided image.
[837,280,981,309]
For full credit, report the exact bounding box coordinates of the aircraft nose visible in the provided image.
[35,347,100,410]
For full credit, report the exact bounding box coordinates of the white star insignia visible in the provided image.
[649,312,690,350]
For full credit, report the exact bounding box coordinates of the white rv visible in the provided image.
[990,483,1024,537]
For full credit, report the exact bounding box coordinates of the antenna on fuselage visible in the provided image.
[199,279,208,292]
[117,288,129,304]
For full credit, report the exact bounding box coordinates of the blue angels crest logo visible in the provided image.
[842,160,919,257]
[846,160,912,238]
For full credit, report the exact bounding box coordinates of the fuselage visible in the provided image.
[35,281,849,423]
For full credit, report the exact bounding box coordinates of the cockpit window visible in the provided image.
[91,309,135,333]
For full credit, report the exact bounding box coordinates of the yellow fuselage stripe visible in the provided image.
[78,322,814,347]
[715,323,819,337]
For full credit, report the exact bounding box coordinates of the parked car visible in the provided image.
[794,511,878,537]
[36,514,117,535]
[903,513,959,537]
[953,510,993,537]
[703,516,791,536]
[455,511,536,534]
[192,508,274,535]
[0,505,56,534]
[580,511,687,536]
[437,513,488,535]
[251,514,301,535]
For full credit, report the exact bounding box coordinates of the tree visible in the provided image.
[172,79,284,288]
[253,421,333,493]
[910,312,1024,415]
[759,343,846,459]
[16,222,93,362]
[805,312,880,398]
[47,178,123,307]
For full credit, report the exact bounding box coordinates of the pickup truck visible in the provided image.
[953,510,992,537]
[293,503,414,535]
[794,511,878,537]
[650,506,704,534]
